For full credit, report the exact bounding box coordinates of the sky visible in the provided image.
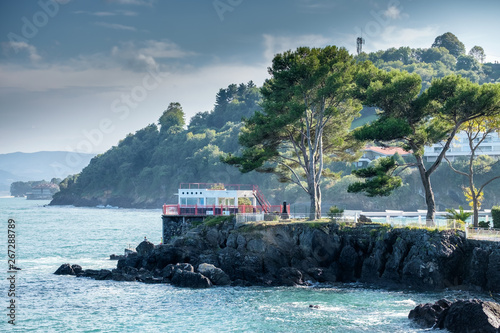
[1,0,500,155]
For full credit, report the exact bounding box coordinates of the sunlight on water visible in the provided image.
[0,198,494,332]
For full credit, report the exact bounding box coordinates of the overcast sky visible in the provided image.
[1,0,499,154]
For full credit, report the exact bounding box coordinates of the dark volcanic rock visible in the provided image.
[117,255,141,270]
[444,299,500,333]
[54,263,80,275]
[136,240,155,257]
[72,264,83,275]
[197,263,231,286]
[409,299,500,332]
[487,249,500,292]
[408,298,451,328]
[171,269,212,288]
[55,218,500,290]
[110,254,125,260]
[278,267,305,286]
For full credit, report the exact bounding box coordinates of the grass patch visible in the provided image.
[204,215,234,227]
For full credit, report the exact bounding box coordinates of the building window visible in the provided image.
[206,198,216,205]
[219,198,235,206]
[433,147,442,153]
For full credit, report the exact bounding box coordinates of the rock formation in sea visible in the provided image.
[409,298,500,332]
[55,218,500,291]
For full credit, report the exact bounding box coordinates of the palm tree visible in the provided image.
[445,206,473,223]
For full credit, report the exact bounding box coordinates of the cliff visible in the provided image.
[122,219,500,291]
[56,219,500,291]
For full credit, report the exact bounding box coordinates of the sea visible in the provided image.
[1,197,496,332]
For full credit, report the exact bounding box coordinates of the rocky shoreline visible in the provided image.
[55,218,500,291]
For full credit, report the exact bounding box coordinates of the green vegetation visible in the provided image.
[224,46,363,219]
[327,205,344,220]
[478,221,490,229]
[492,206,500,229]
[445,205,473,223]
[204,215,234,227]
[10,178,61,197]
[52,33,500,219]
[352,65,500,225]
[444,117,500,227]
[348,157,402,197]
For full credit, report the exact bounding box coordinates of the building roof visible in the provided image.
[364,146,412,156]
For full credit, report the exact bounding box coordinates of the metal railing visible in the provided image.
[466,227,500,241]
[162,204,290,216]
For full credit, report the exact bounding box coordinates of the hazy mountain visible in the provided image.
[0,151,96,192]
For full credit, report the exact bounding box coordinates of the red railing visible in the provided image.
[179,183,258,191]
[162,204,289,216]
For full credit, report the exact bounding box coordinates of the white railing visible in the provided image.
[236,213,265,224]
[466,228,500,241]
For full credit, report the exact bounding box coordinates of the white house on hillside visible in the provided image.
[424,132,500,162]
[357,146,412,167]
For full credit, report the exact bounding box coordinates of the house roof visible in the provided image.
[364,146,412,156]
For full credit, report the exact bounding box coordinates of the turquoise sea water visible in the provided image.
[0,197,495,332]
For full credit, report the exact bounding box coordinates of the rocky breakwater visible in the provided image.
[55,218,500,290]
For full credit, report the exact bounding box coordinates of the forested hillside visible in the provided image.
[51,33,500,212]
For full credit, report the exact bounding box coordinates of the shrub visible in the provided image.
[204,215,233,227]
[478,221,490,229]
[328,205,344,220]
[264,213,280,221]
[492,206,500,229]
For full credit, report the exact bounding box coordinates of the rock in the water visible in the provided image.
[54,263,80,275]
[171,269,212,288]
[136,240,155,257]
[278,267,304,286]
[444,299,500,333]
[110,254,125,260]
[72,264,83,275]
[197,263,231,286]
[408,298,451,328]
[409,299,500,332]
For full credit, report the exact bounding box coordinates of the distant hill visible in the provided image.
[0,151,96,192]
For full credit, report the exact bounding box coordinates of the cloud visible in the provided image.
[105,0,155,6]
[384,6,402,19]
[297,0,339,11]
[73,10,137,16]
[370,25,440,52]
[94,22,137,31]
[0,59,269,153]
[110,40,195,72]
[2,41,41,62]
[263,33,332,62]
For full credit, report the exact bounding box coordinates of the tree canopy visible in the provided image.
[353,68,500,224]
[432,32,466,58]
[224,46,363,219]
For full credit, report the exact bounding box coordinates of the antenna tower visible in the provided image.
[356,36,365,55]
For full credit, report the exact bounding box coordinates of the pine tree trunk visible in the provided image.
[307,179,322,220]
[416,155,436,226]
[316,183,322,220]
